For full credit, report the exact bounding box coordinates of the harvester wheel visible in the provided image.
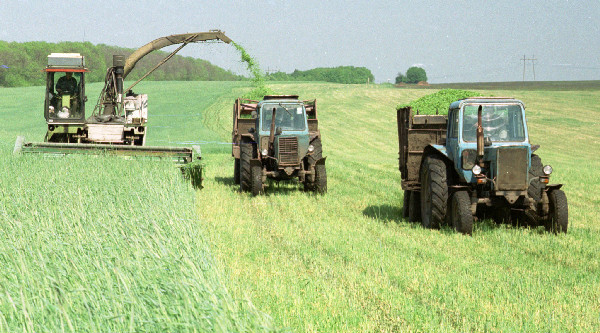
[408,190,421,222]
[528,154,545,203]
[451,191,473,235]
[250,163,263,196]
[420,155,448,229]
[234,159,241,184]
[240,142,252,192]
[546,189,568,233]
[402,191,410,218]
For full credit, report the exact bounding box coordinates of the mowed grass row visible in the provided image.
[0,83,278,332]
[196,83,600,332]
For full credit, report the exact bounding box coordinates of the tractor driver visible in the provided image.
[56,72,78,95]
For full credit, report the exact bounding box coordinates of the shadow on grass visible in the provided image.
[212,177,309,196]
[362,205,405,224]
[214,176,236,186]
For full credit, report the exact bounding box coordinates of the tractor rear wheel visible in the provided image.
[408,190,421,222]
[240,142,252,192]
[250,163,263,196]
[546,189,568,233]
[313,164,327,194]
[402,191,410,218]
[451,191,473,235]
[234,158,240,184]
[420,155,448,229]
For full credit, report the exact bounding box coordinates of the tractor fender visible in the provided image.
[422,144,451,165]
[545,184,563,191]
[315,156,327,166]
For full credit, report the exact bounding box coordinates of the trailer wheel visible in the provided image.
[546,189,568,233]
[408,190,421,222]
[420,155,448,229]
[250,163,263,196]
[451,191,473,235]
[402,191,410,218]
[234,158,241,184]
[240,142,252,192]
[528,154,545,203]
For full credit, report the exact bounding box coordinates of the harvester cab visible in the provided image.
[44,53,88,139]
[232,95,326,195]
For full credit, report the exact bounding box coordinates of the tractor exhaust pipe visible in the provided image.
[269,107,277,152]
[476,105,484,162]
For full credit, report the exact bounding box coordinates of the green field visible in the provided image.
[1,81,599,332]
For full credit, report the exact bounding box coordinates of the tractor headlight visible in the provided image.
[308,144,315,153]
[543,165,553,175]
[472,164,482,175]
[261,149,268,156]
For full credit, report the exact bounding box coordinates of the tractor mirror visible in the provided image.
[248,127,255,133]
[251,111,257,119]
[276,127,282,135]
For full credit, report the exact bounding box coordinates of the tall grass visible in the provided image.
[0,84,278,332]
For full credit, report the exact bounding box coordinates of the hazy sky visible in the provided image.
[2,0,599,83]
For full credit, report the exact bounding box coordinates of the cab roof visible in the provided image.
[449,97,525,110]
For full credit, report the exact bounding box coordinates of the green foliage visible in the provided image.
[398,88,482,115]
[405,66,428,83]
[232,42,277,100]
[265,66,375,84]
[0,40,241,87]
[395,72,405,84]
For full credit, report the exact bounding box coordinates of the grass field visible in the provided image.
[1,81,599,332]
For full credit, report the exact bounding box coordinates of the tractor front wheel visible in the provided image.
[546,189,568,233]
[451,191,473,235]
[250,163,263,196]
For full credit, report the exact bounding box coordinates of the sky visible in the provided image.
[1,0,599,83]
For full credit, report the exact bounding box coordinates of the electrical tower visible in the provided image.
[521,55,537,81]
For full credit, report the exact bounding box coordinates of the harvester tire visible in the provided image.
[402,191,410,218]
[528,154,545,203]
[234,159,241,184]
[420,155,448,229]
[240,143,252,192]
[451,191,473,235]
[408,190,421,222]
[546,189,568,233]
[250,163,263,196]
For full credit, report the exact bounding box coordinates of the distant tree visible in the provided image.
[395,72,405,84]
[405,66,427,83]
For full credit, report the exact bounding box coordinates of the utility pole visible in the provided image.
[521,55,537,81]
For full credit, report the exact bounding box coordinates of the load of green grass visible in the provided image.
[398,88,482,115]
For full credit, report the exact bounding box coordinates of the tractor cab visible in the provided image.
[44,53,87,124]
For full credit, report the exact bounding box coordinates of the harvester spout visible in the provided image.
[123,31,232,79]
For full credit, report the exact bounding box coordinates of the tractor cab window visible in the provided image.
[261,103,306,131]
[462,104,525,142]
[47,71,83,120]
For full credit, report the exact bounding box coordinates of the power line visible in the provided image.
[521,55,537,81]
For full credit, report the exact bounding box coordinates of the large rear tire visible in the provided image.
[546,189,568,233]
[420,155,448,229]
[451,191,473,235]
[313,164,327,194]
[234,158,240,184]
[240,142,252,192]
[251,163,263,196]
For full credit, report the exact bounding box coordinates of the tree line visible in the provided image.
[265,66,375,84]
[0,40,242,87]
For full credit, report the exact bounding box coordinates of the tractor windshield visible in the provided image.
[47,71,84,120]
[462,104,526,142]
[261,103,306,131]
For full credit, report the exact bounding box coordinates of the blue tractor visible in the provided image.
[397,97,568,235]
